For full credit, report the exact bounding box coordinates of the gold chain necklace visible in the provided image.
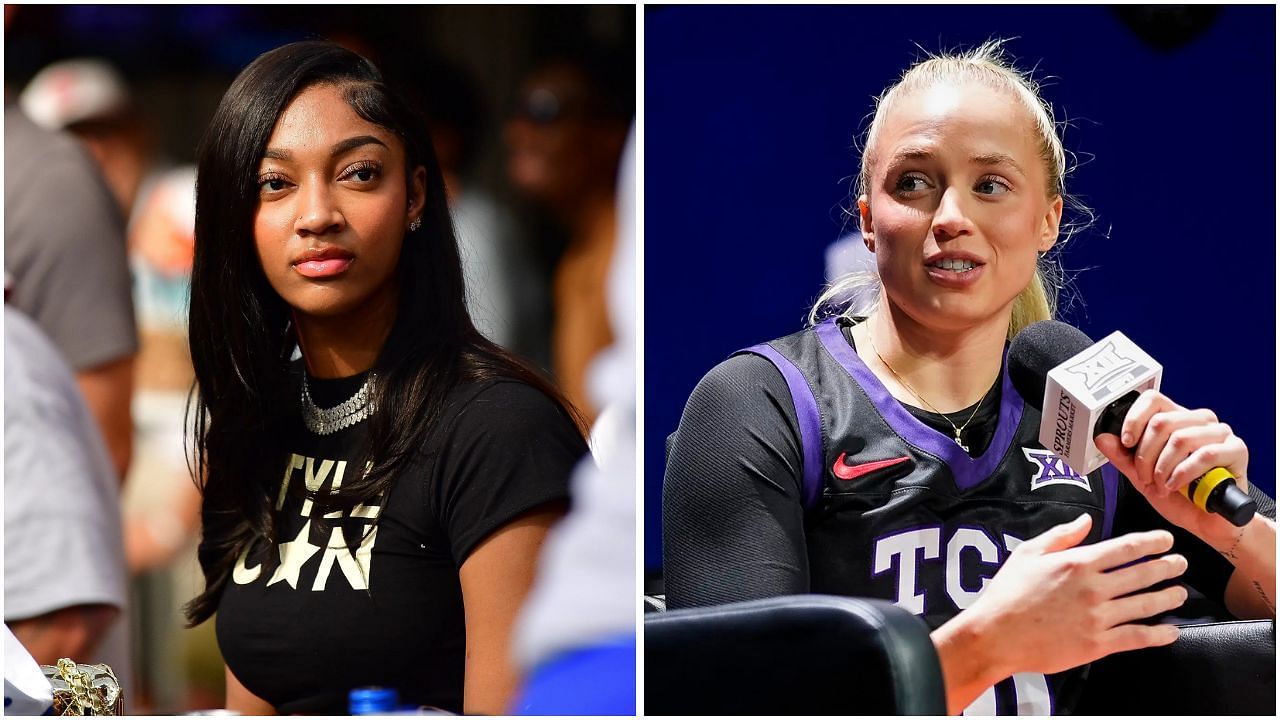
[865,330,993,453]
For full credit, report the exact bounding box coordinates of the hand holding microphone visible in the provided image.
[1009,321,1256,529]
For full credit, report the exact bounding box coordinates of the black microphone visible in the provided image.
[1009,320,1255,527]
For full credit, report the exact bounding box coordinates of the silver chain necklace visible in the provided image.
[300,371,377,436]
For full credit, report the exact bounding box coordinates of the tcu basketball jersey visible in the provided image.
[741,318,1122,715]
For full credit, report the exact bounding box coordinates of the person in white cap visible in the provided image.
[6,61,137,483]
[19,58,151,216]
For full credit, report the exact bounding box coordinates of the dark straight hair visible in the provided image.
[185,41,580,626]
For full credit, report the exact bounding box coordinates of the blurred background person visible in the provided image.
[17,61,190,425]
[19,54,209,711]
[19,51,202,584]
[394,54,540,353]
[120,166,202,576]
[4,9,139,710]
[19,58,155,218]
[5,63,137,485]
[5,5,634,714]
[511,124,636,715]
[4,303,133,711]
[118,166,211,712]
[505,44,634,424]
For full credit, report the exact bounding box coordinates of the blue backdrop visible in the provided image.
[645,5,1277,573]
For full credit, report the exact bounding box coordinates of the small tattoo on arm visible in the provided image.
[1217,529,1246,562]
[1251,580,1276,614]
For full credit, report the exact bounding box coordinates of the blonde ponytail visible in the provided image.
[1009,267,1053,337]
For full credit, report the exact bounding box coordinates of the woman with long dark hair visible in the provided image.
[185,41,586,715]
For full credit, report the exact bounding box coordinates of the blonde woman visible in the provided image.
[662,41,1276,715]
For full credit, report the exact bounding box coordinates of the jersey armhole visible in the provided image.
[737,344,824,511]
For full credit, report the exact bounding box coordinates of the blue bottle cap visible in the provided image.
[349,686,400,715]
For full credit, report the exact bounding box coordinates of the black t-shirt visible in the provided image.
[217,369,586,715]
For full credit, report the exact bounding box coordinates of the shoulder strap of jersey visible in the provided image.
[737,342,824,510]
[1101,463,1121,540]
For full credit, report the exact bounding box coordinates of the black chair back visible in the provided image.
[1078,619,1276,715]
[644,594,946,715]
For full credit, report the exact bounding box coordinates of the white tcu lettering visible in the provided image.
[872,528,940,614]
[874,526,1039,715]
[1011,672,1052,714]
[945,528,999,610]
[962,687,997,716]
[963,671,1053,715]
[872,526,1027,614]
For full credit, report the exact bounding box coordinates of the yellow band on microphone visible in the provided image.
[1181,467,1236,511]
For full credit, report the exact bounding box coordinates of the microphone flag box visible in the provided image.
[1041,331,1162,476]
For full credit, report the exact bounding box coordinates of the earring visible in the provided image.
[408,217,421,232]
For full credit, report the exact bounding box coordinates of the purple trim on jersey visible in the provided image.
[1101,464,1120,540]
[814,320,1024,492]
[743,343,823,509]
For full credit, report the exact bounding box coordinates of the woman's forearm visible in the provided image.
[930,610,1009,715]
[1218,514,1276,619]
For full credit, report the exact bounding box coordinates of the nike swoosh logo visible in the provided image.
[832,453,911,481]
